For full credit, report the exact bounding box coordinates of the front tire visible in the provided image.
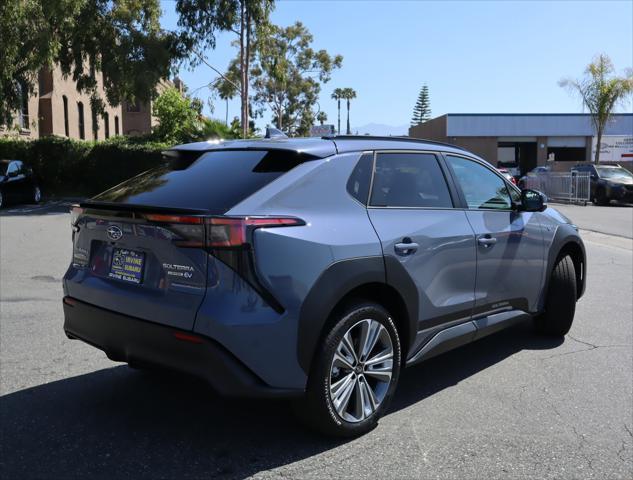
[535,255,577,336]
[297,302,402,437]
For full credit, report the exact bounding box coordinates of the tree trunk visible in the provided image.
[594,126,603,164]
[244,7,251,138]
[346,99,351,135]
[239,1,247,139]
[337,100,340,134]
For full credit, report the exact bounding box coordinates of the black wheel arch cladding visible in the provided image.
[297,255,418,374]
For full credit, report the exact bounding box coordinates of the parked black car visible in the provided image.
[0,160,41,208]
[571,164,633,205]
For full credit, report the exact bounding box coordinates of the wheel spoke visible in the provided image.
[333,349,354,370]
[331,373,355,416]
[360,375,378,413]
[353,375,367,421]
[354,320,370,361]
[364,362,393,383]
[360,321,382,361]
[364,348,393,367]
[341,331,359,364]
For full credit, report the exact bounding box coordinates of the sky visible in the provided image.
[160,0,633,133]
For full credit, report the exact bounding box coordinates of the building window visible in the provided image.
[126,101,141,113]
[19,82,29,130]
[91,108,98,140]
[103,112,110,139]
[114,116,119,136]
[62,96,69,137]
[77,102,85,140]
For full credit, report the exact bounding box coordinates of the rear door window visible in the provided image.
[369,152,453,208]
[93,150,314,213]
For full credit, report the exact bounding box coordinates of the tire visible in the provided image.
[534,255,577,337]
[0,191,3,209]
[593,188,609,206]
[33,186,41,204]
[296,302,402,437]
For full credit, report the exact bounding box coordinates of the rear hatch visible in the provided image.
[64,148,316,331]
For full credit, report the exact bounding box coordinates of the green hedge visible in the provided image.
[0,136,171,197]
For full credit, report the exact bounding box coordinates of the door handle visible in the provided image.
[394,242,419,256]
[477,236,497,247]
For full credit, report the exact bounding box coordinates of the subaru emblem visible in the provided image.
[106,225,123,241]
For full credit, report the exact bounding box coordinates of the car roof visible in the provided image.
[169,135,470,159]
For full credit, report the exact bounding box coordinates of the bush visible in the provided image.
[0,136,170,198]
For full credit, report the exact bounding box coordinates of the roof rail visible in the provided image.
[321,134,467,151]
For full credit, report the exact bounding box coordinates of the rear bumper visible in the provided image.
[63,297,303,398]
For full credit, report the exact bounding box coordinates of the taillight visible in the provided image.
[206,217,304,248]
[142,214,304,249]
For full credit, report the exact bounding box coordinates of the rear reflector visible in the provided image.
[173,331,204,344]
[144,213,203,224]
[63,296,78,306]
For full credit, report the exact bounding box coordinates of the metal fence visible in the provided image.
[525,172,591,205]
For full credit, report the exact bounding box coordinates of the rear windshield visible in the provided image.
[93,149,313,213]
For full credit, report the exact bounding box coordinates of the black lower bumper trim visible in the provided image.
[63,297,302,398]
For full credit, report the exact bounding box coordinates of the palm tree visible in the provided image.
[341,88,357,134]
[560,54,633,163]
[316,111,327,125]
[331,88,344,134]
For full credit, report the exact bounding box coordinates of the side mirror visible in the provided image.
[521,189,547,212]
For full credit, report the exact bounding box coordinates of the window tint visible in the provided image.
[370,153,452,208]
[347,153,373,204]
[446,155,512,210]
[93,150,314,213]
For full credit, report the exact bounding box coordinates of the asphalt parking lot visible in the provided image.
[1,202,631,479]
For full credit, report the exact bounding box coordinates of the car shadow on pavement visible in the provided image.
[0,322,562,479]
[0,200,78,216]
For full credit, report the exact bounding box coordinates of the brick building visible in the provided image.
[1,66,184,140]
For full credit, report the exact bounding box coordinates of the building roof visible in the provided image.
[443,113,632,137]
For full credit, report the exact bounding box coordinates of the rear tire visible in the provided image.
[593,188,609,206]
[534,255,577,337]
[296,302,402,437]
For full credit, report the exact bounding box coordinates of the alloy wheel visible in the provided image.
[328,318,394,423]
[34,187,41,203]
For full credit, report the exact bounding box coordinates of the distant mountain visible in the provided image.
[353,123,409,136]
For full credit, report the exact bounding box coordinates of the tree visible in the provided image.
[411,84,432,126]
[341,88,356,134]
[0,0,181,126]
[251,22,342,135]
[559,54,633,163]
[176,0,274,138]
[316,111,328,125]
[152,87,201,143]
[331,88,344,134]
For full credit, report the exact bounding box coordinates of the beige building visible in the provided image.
[410,113,633,175]
[1,66,184,140]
